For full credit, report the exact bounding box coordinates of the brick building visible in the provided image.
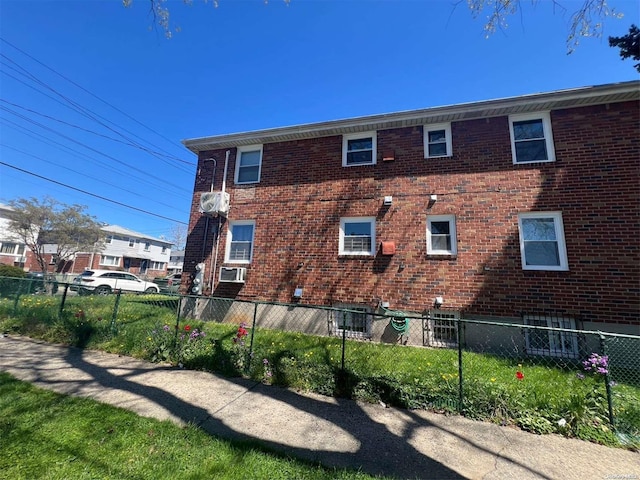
[182,81,639,337]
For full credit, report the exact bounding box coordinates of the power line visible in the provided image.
[0,161,189,225]
[0,38,195,167]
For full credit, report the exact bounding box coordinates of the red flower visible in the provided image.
[237,327,248,338]
[516,371,524,380]
[184,325,192,332]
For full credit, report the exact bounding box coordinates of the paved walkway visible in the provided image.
[0,335,638,480]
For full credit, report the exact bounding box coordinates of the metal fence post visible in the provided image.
[58,284,69,318]
[110,290,121,336]
[246,302,259,374]
[599,333,615,430]
[457,317,463,413]
[341,311,347,373]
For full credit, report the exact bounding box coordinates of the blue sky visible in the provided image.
[1,0,638,242]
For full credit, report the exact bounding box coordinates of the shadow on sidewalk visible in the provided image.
[0,336,554,480]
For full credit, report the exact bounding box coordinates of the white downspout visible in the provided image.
[209,150,230,292]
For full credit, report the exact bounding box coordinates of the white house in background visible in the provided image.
[167,250,184,274]
[0,203,31,269]
[71,225,172,278]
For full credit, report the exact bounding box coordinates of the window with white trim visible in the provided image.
[427,215,457,255]
[523,314,578,358]
[342,132,376,166]
[128,238,135,247]
[100,255,120,267]
[144,242,151,251]
[235,145,263,184]
[517,212,568,271]
[226,220,255,263]
[333,305,372,338]
[339,217,375,256]
[149,261,165,270]
[105,235,113,244]
[509,112,555,164]
[0,242,18,254]
[424,123,452,158]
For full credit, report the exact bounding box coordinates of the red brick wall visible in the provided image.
[184,100,640,326]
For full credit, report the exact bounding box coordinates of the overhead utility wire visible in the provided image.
[0,98,194,174]
[0,58,194,173]
[0,161,188,225]
[0,143,184,213]
[0,103,191,194]
[0,39,195,166]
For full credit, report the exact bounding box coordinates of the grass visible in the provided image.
[0,372,386,480]
[1,289,639,449]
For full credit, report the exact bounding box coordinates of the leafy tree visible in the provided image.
[6,197,105,276]
[127,0,625,53]
[609,24,640,72]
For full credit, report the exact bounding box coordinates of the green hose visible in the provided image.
[382,306,410,334]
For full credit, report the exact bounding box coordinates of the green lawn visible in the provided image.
[0,372,386,480]
[1,292,638,448]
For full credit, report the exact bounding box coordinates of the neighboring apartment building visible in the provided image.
[62,225,172,278]
[0,203,31,268]
[181,81,640,338]
[167,250,184,274]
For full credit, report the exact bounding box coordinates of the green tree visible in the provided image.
[609,24,640,72]
[6,197,105,276]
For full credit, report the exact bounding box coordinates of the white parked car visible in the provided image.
[71,270,160,295]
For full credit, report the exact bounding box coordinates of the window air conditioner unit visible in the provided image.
[219,266,247,283]
[200,191,230,217]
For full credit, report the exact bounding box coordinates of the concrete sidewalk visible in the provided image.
[0,335,637,480]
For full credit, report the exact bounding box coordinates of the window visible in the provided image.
[424,123,452,158]
[333,305,372,338]
[226,220,255,263]
[509,112,555,164]
[100,255,120,266]
[150,261,165,270]
[523,314,578,358]
[235,145,263,184]
[426,310,459,348]
[161,246,167,254]
[0,243,18,254]
[340,217,375,256]
[105,236,113,244]
[518,212,568,271]
[144,242,151,251]
[427,215,457,255]
[342,132,376,166]
[128,238,135,247]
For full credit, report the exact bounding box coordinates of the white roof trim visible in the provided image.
[183,81,640,153]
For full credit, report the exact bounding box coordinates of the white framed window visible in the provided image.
[333,305,372,339]
[427,215,457,255]
[161,246,167,254]
[226,220,255,263]
[426,310,459,348]
[424,123,452,158]
[235,145,263,184]
[99,255,120,267]
[523,314,578,358]
[518,212,568,271]
[149,261,165,270]
[509,112,555,164]
[128,238,135,248]
[0,242,18,254]
[339,217,375,256]
[144,242,151,251]
[342,132,377,166]
[105,236,113,244]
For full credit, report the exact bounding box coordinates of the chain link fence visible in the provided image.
[1,276,638,445]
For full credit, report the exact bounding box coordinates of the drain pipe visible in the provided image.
[209,150,230,292]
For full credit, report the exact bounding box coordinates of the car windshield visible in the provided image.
[79,271,95,277]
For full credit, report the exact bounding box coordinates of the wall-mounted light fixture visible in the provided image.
[293,287,303,298]
[434,296,444,309]
[383,195,393,206]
